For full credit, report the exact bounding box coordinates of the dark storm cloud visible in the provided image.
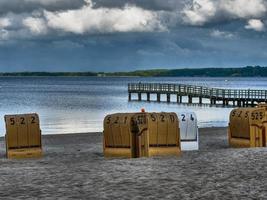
[0,0,85,15]
[92,0,185,11]
[0,0,267,72]
[1,23,266,72]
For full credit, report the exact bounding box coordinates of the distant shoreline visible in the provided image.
[1,66,267,77]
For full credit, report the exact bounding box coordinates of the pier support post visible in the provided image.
[128,93,132,101]
[177,95,180,103]
[157,93,161,102]
[188,96,192,104]
[167,94,170,103]
[210,98,213,105]
[210,98,216,105]
[138,93,142,101]
[180,96,183,103]
[199,97,202,104]
[223,99,229,106]
[147,93,150,102]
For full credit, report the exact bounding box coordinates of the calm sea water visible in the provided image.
[0,77,266,136]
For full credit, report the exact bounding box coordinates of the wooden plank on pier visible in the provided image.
[128,83,267,107]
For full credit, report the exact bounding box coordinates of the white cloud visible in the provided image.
[0,18,11,28]
[3,0,166,37]
[1,0,266,41]
[0,0,167,39]
[16,0,167,35]
[220,0,267,19]
[210,30,234,38]
[44,3,166,34]
[182,0,267,26]
[182,0,217,25]
[23,17,47,35]
[245,19,265,31]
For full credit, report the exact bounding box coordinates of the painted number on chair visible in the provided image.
[10,118,15,125]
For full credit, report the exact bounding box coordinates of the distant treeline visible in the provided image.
[103,66,267,77]
[1,66,267,77]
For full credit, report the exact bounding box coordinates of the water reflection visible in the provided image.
[0,77,266,135]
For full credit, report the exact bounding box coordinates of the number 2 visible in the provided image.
[114,117,119,124]
[20,117,25,125]
[181,114,186,122]
[31,116,36,124]
[160,114,165,122]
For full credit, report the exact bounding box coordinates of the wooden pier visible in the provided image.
[128,83,267,107]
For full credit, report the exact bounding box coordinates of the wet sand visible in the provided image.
[1,127,267,199]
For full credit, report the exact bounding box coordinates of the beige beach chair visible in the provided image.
[228,108,266,148]
[5,113,42,159]
[103,112,181,158]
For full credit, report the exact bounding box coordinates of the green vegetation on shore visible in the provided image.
[1,66,267,77]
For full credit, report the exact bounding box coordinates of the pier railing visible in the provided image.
[128,83,267,100]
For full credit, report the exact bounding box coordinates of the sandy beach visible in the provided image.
[1,127,267,199]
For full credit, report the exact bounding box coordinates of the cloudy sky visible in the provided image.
[0,0,267,72]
